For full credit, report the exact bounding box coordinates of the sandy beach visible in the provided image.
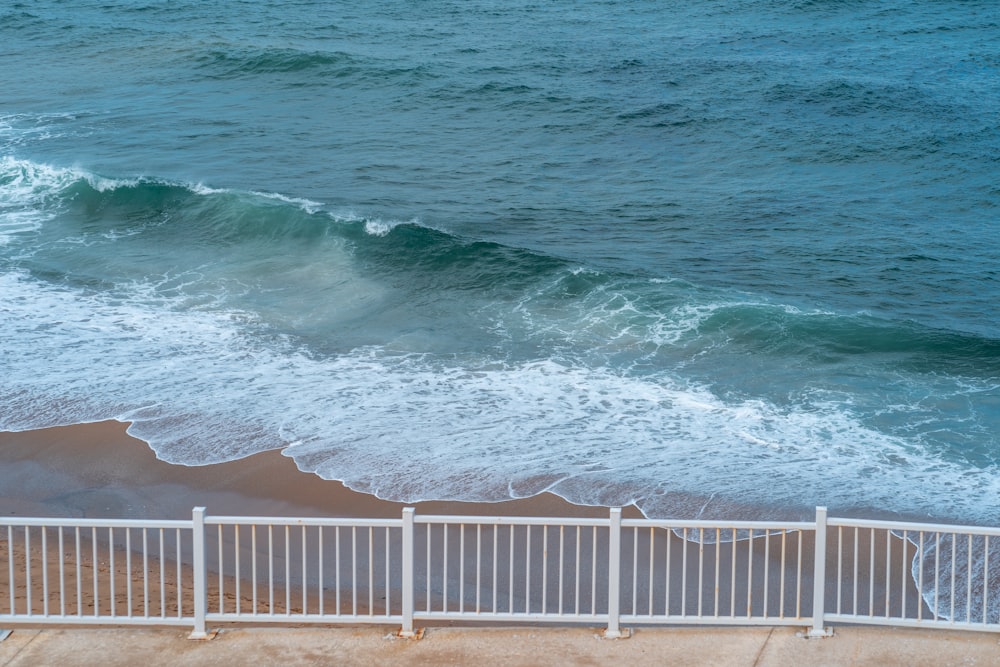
[1,421,932,628]
[0,421,628,522]
[0,427,986,667]
[0,421,630,622]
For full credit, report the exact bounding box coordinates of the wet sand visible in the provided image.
[0,421,633,521]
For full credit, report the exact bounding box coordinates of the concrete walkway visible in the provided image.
[1,625,998,666]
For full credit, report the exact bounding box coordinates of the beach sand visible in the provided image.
[0,421,624,621]
[0,422,929,627]
[0,421,628,521]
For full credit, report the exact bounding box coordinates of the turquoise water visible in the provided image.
[2,0,999,522]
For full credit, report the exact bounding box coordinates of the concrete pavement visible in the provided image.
[2,624,999,666]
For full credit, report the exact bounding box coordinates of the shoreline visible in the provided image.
[0,421,636,521]
[0,420,971,526]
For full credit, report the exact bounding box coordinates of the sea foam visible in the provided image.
[2,266,999,526]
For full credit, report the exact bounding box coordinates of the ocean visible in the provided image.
[2,0,999,524]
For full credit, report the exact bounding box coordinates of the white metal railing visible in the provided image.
[3,507,1000,637]
[1,517,194,627]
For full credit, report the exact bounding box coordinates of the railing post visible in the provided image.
[808,506,833,638]
[604,507,626,638]
[398,507,417,638]
[188,507,209,640]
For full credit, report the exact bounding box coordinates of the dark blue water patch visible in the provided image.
[0,10,46,35]
[188,45,442,89]
[194,48,361,76]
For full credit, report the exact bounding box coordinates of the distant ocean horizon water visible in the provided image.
[2,1,1000,525]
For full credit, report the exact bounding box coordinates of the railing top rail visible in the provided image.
[6,511,998,538]
[828,516,1000,536]
[414,515,610,527]
[1,517,191,529]
[623,518,817,531]
[205,516,403,528]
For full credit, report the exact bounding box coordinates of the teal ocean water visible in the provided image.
[2,1,1000,524]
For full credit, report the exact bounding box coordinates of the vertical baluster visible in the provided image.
[268,525,274,614]
[303,526,309,615]
[681,527,688,616]
[632,528,638,616]
[460,524,465,614]
[142,528,149,618]
[285,525,291,615]
[950,532,957,622]
[525,525,531,614]
[697,528,705,618]
[934,532,940,619]
[318,526,324,616]
[493,524,500,614]
[574,526,580,616]
[443,524,449,613]
[125,528,132,617]
[966,533,973,623]
[234,525,241,615]
[900,531,908,619]
[868,529,875,618]
[425,524,430,613]
[648,527,655,617]
[58,527,65,617]
[664,527,672,616]
[762,529,769,619]
[884,530,891,618]
[25,527,32,616]
[7,525,13,615]
[559,526,565,616]
[92,527,99,617]
[477,524,482,614]
[852,527,859,616]
[730,529,737,619]
[42,526,49,617]
[368,526,374,617]
[352,526,358,616]
[542,525,548,615]
[591,527,596,616]
[108,527,115,618]
[75,527,82,617]
[795,530,802,619]
[217,525,223,614]
[917,531,924,621]
[780,530,787,618]
[509,525,515,614]
[175,528,182,618]
[384,526,390,617]
[492,525,498,614]
[745,528,753,617]
[252,525,259,615]
[836,526,842,616]
[983,536,990,624]
[336,526,342,615]
[714,528,721,617]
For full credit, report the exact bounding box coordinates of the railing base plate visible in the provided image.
[394,627,425,640]
[187,629,219,641]
[600,627,632,640]
[798,627,834,639]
